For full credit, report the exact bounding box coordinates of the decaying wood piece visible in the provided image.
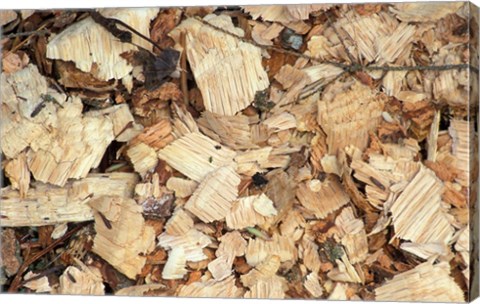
[1,64,134,187]
[1,173,138,226]
[158,132,236,182]
[296,177,350,219]
[375,260,464,302]
[389,2,464,22]
[176,275,241,298]
[318,81,385,154]
[57,260,105,295]
[47,8,159,90]
[170,14,269,116]
[184,166,240,223]
[89,196,156,279]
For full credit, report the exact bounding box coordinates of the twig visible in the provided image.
[2,29,49,39]
[8,223,89,292]
[179,31,189,106]
[8,23,49,54]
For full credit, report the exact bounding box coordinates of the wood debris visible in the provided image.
[0,3,477,301]
[89,196,156,279]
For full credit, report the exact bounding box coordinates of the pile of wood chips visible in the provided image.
[0,3,478,302]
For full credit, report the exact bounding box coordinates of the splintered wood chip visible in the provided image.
[158,228,212,262]
[1,172,138,226]
[241,255,281,287]
[244,276,288,299]
[390,166,455,246]
[185,166,240,223]
[162,247,188,280]
[335,207,368,264]
[89,196,156,279]
[226,194,276,230]
[170,14,269,115]
[166,177,198,198]
[389,3,465,22]
[375,261,464,302]
[57,261,105,295]
[296,177,350,219]
[165,208,194,236]
[449,119,473,187]
[304,272,323,298]
[177,275,240,298]
[158,132,236,182]
[245,234,297,266]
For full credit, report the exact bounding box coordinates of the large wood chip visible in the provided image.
[185,166,240,223]
[390,166,455,245]
[89,196,156,279]
[1,173,138,226]
[318,81,385,154]
[177,275,240,298]
[216,231,247,259]
[375,261,464,302]
[166,177,198,198]
[158,132,236,182]
[57,261,105,295]
[158,228,212,262]
[170,14,269,115]
[335,207,368,264]
[296,177,350,219]
[47,8,159,90]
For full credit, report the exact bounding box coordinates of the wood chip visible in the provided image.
[170,14,269,115]
[335,207,369,263]
[162,247,188,280]
[89,196,156,279]
[23,272,52,293]
[375,261,464,302]
[158,132,236,182]
[158,228,212,262]
[244,276,288,299]
[166,177,198,198]
[57,260,105,295]
[177,275,240,298]
[304,272,323,298]
[226,194,274,230]
[449,119,473,187]
[389,3,465,22]
[245,233,297,266]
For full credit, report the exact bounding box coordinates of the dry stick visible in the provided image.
[8,23,49,54]
[2,29,49,39]
[179,31,189,106]
[8,223,89,292]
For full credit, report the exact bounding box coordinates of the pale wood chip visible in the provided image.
[328,283,349,300]
[375,261,464,302]
[185,166,240,223]
[57,260,104,295]
[241,255,281,287]
[163,247,188,280]
[250,21,284,46]
[449,119,473,187]
[216,231,247,258]
[243,5,312,33]
[208,254,233,281]
[318,81,385,154]
[23,272,52,293]
[244,276,287,299]
[129,119,174,150]
[327,251,363,283]
[89,196,156,279]
[263,112,297,132]
[158,132,236,182]
[165,208,195,236]
[166,177,198,198]
[280,209,306,241]
[390,166,455,245]
[335,207,369,264]
[375,23,416,64]
[389,3,465,22]
[177,275,240,298]
[252,193,278,217]
[116,284,167,296]
[126,142,158,176]
[304,272,323,298]
[4,152,30,198]
[170,14,269,115]
[226,195,272,230]
[1,172,138,227]
[245,234,297,266]
[47,8,159,89]
[296,177,350,219]
[300,238,321,272]
[158,228,212,262]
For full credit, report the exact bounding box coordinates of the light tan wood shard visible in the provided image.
[318,81,385,154]
[328,283,350,300]
[335,207,368,264]
[198,111,258,150]
[241,255,281,287]
[1,172,138,227]
[208,254,233,281]
[165,208,194,236]
[390,166,454,245]
[129,119,174,150]
[23,272,52,293]
[216,231,247,259]
[166,177,198,198]
[449,119,473,187]
[1,64,133,186]
[57,260,104,295]
[158,228,212,262]
[46,8,159,90]
[327,251,363,284]
[170,14,269,116]
[115,284,167,296]
[171,103,200,138]
[162,247,188,280]
[455,227,470,281]
[244,276,288,299]
[300,238,321,272]
[375,261,464,302]
[126,142,158,176]
[279,209,306,241]
[226,194,274,230]
[185,166,240,223]
[296,177,350,219]
[86,104,139,142]
[263,112,297,132]
[4,152,30,198]
[250,21,284,46]
[304,272,323,298]
[177,275,240,298]
[245,233,297,266]
[158,132,236,182]
[89,196,156,279]
[389,3,465,22]
[0,10,17,26]
[252,194,277,217]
